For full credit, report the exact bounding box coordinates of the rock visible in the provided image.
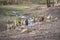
[7,20,14,30]
[15,20,21,26]
[21,19,28,25]
[15,27,21,31]
[33,17,44,22]
[34,17,39,22]
[54,17,58,21]
[47,16,51,20]
[21,29,28,33]
[15,21,19,26]
[39,17,44,22]
[33,17,40,22]
[44,14,53,22]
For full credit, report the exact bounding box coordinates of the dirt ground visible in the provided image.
[0,4,60,40]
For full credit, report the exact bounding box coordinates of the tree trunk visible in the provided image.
[47,0,51,7]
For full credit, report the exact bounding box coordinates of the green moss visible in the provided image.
[15,17,21,22]
[15,17,21,26]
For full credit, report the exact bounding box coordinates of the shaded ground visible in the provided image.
[0,4,60,40]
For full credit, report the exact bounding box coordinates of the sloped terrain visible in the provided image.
[0,5,60,40]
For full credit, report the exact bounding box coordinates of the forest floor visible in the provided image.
[0,4,60,40]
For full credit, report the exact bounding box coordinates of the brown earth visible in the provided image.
[0,4,60,40]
